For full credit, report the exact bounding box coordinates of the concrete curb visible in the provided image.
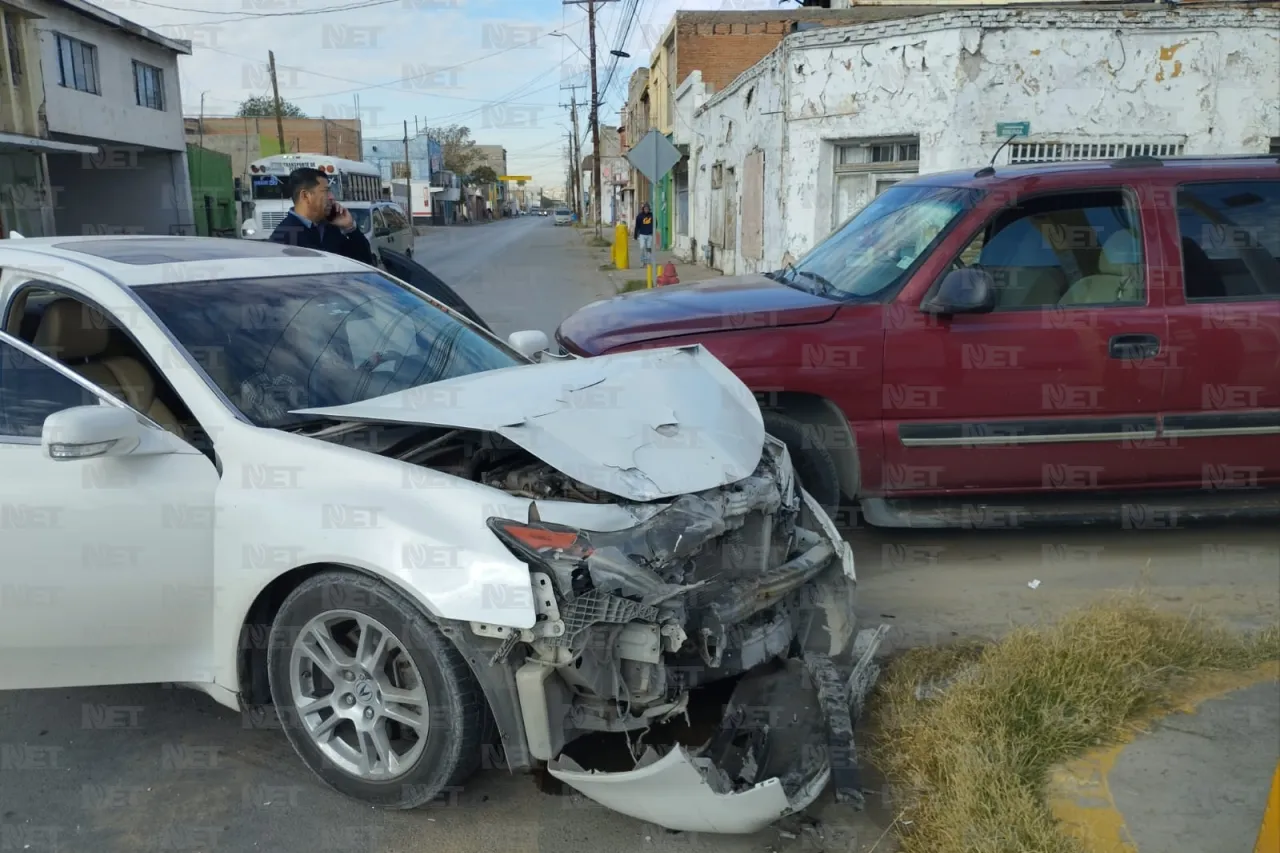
[1046,661,1280,853]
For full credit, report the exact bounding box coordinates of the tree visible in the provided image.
[423,124,480,176]
[469,165,498,186]
[236,95,305,118]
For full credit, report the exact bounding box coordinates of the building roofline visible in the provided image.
[50,0,192,54]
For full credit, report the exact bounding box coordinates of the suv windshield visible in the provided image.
[135,272,523,429]
[775,184,982,299]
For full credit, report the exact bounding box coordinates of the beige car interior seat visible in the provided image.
[32,298,184,436]
[1058,230,1144,306]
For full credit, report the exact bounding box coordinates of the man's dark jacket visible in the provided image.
[268,210,376,265]
[634,210,654,236]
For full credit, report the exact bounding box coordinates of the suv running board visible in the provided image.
[860,489,1280,529]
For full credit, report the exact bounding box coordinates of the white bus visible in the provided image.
[240,153,382,240]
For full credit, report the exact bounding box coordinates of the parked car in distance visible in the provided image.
[556,155,1280,528]
[345,200,414,267]
[0,235,868,833]
[554,208,573,226]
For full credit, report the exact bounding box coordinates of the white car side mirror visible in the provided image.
[41,405,145,460]
[508,329,550,360]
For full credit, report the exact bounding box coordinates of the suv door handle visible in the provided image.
[1109,334,1160,360]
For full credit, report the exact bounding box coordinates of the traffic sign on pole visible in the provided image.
[626,128,681,184]
[626,129,681,288]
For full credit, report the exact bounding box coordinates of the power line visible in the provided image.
[128,0,400,19]
[198,43,565,106]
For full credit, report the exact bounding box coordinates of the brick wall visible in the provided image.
[187,117,361,159]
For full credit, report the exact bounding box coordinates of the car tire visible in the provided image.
[762,411,842,517]
[267,569,485,809]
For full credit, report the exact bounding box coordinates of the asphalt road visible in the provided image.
[1,218,1275,853]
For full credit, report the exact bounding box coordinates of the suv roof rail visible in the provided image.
[1110,155,1165,168]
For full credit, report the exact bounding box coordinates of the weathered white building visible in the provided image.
[686,3,1280,275]
[1,0,193,238]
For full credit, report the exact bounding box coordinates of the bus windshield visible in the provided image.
[251,174,291,201]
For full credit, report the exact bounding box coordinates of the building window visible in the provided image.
[1007,140,1184,165]
[832,136,920,230]
[4,12,22,86]
[134,61,164,110]
[1270,137,1280,155]
[55,33,99,95]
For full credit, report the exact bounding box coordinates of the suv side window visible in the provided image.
[1176,180,1280,301]
[372,208,388,237]
[384,207,406,231]
[950,190,1145,310]
[0,336,101,439]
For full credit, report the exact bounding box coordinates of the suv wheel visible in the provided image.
[267,570,485,808]
[762,411,842,517]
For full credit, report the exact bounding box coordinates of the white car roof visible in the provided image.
[0,235,369,287]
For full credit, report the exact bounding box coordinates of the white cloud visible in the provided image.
[110,0,779,186]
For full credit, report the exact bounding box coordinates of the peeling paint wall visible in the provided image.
[690,5,1280,275]
[673,70,711,259]
[689,52,787,273]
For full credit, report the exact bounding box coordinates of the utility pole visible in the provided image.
[569,91,583,220]
[404,119,413,224]
[268,50,286,154]
[323,118,330,155]
[587,0,602,237]
[354,94,363,157]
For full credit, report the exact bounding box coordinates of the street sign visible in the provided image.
[996,122,1030,137]
[499,175,532,182]
[627,129,682,184]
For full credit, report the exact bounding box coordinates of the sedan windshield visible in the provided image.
[775,184,982,299]
[135,272,523,429]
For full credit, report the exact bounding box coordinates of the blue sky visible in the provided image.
[108,0,781,189]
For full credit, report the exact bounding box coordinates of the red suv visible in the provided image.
[556,156,1280,527]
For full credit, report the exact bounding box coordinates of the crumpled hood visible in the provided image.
[292,344,765,502]
[556,273,840,355]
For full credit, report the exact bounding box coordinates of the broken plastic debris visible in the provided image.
[1028,579,1041,589]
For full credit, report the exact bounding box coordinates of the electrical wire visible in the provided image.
[121,0,398,14]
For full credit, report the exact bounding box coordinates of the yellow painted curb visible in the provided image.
[1256,761,1280,853]
[1047,661,1280,853]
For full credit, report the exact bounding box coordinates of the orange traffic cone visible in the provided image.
[657,262,679,286]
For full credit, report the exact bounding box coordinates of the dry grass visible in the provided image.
[619,279,649,293]
[868,596,1280,853]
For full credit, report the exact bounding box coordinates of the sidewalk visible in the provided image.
[1046,662,1280,853]
[603,230,723,293]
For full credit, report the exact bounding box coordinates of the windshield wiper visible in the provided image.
[794,269,838,297]
[281,416,360,436]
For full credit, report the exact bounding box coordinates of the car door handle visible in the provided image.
[1108,334,1160,360]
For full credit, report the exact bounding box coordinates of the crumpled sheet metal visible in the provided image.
[548,746,830,834]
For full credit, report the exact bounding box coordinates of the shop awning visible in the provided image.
[0,133,100,155]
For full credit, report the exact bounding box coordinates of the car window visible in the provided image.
[372,209,387,235]
[951,190,1144,310]
[0,336,101,438]
[384,207,407,231]
[1177,180,1280,301]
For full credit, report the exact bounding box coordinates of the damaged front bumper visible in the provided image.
[477,438,884,834]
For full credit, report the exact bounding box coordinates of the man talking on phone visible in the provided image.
[268,167,375,265]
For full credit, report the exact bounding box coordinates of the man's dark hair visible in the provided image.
[288,167,328,203]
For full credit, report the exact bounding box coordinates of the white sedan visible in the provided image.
[0,235,874,833]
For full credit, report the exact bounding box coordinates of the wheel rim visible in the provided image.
[288,609,430,781]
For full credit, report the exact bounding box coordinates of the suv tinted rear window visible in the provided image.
[1176,181,1280,301]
